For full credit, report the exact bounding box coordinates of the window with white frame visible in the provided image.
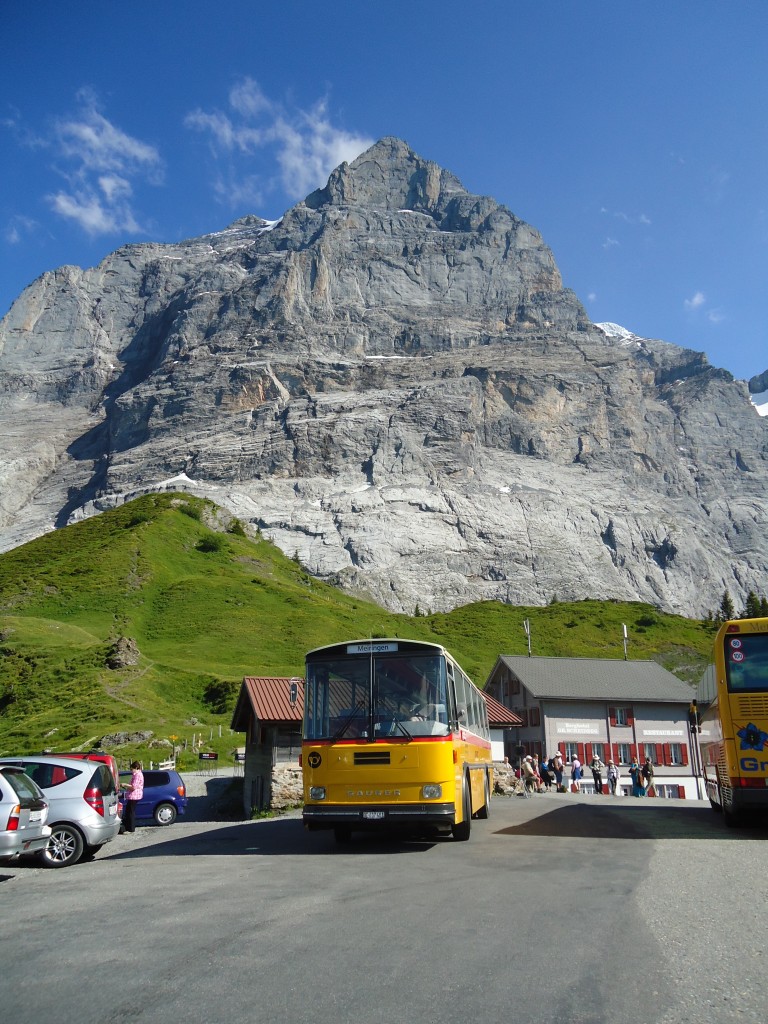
[655,785,681,799]
[643,744,656,763]
[618,743,632,764]
[615,707,630,726]
[591,743,605,761]
[565,742,579,761]
[669,743,683,765]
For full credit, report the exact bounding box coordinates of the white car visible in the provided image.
[0,755,120,867]
[0,766,51,861]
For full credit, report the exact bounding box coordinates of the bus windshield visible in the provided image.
[305,652,449,740]
[724,631,768,692]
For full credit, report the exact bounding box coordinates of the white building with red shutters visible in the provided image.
[484,655,702,799]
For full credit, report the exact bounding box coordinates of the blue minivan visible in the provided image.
[119,768,188,826]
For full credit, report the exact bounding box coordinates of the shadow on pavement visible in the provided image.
[105,817,441,859]
[494,799,768,841]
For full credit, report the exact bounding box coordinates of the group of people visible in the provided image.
[508,751,653,796]
[629,757,655,797]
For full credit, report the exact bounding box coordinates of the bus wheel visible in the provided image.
[452,778,472,841]
[476,772,491,820]
[723,804,744,829]
[334,826,352,844]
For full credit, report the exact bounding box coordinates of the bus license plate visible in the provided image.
[363,810,385,820]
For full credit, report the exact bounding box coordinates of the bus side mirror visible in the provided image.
[457,706,467,721]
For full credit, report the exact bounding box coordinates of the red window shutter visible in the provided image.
[677,785,686,799]
[612,743,620,764]
[577,743,586,762]
[608,707,617,727]
[626,707,634,726]
[681,745,689,766]
[655,743,663,764]
[585,743,593,763]
[663,743,672,766]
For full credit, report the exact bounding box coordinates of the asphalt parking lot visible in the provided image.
[4,788,768,1024]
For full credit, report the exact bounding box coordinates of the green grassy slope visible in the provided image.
[0,493,716,761]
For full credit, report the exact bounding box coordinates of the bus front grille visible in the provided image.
[354,751,391,765]
[736,695,768,717]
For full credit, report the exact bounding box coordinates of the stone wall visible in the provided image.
[270,763,302,810]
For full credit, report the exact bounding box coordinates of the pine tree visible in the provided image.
[718,590,735,623]
[744,590,761,619]
[760,597,768,617]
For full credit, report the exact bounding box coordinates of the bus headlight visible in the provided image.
[422,784,442,799]
[309,787,326,800]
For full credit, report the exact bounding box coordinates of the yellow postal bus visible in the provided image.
[699,616,768,826]
[301,638,492,843]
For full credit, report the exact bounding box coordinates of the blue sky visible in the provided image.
[2,1,766,380]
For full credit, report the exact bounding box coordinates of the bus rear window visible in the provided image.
[724,633,768,692]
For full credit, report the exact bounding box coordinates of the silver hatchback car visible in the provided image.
[0,766,51,861]
[0,755,120,867]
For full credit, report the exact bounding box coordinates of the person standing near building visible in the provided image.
[571,754,582,792]
[552,751,564,791]
[521,755,538,793]
[629,759,645,797]
[590,752,606,794]
[121,760,144,833]
[642,756,655,797]
[607,759,620,795]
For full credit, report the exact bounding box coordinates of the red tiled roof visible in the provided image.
[231,677,304,731]
[484,691,523,727]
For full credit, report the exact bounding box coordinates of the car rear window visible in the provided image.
[4,771,43,802]
[25,762,82,789]
[90,765,116,794]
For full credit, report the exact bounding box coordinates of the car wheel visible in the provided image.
[40,823,85,868]
[153,802,177,826]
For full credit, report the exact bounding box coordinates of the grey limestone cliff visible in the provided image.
[1,137,766,616]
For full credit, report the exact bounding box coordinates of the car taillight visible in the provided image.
[83,787,105,816]
[6,804,20,831]
[177,784,185,797]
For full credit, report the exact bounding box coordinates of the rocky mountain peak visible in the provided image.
[305,136,465,215]
[0,140,766,618]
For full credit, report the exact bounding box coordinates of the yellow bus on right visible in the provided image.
[698,616,768,826]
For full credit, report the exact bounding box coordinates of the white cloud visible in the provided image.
[43,89,163,236]
[49,187,141,236]
[601,207,651,226]
[185,77,373,207]
[4,214,38,244]
[683,291,725,325]
[602,237,619,249]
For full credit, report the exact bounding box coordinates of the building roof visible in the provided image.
[231,677,304,731]
[495,656,693,703]
[483,691,523,727]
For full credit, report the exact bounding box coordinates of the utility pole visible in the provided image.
[523,618,531,657]
[622,623,628,661]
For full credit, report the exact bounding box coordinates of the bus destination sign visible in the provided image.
[347,642,398,655]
